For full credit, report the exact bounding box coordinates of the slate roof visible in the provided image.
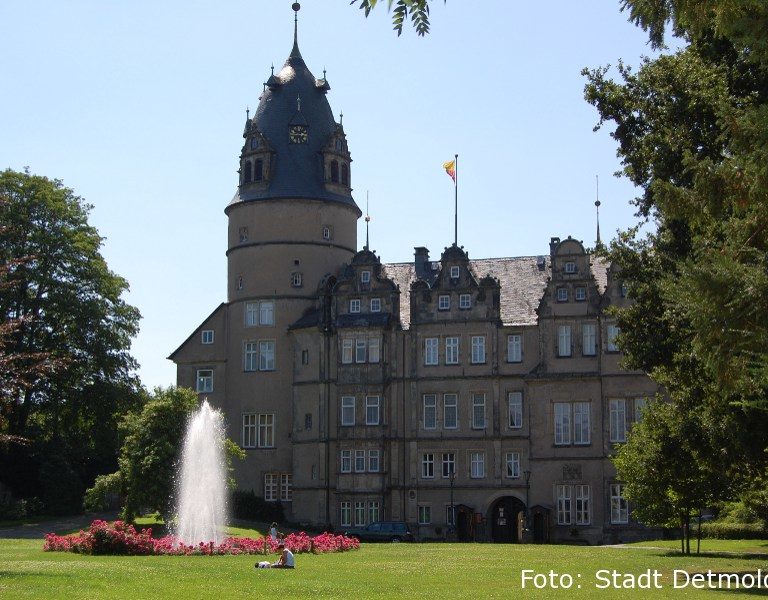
[382,256,609,330]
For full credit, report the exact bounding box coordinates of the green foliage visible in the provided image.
[230,489,284,523]
[700,521,768,540]
[350,0,443,36]
[37,454,84,516]
[83,472,122,512]
[224,439,246,490]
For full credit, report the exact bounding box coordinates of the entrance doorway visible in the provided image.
[490,496,526,543]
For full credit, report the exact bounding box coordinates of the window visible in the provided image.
[341,164,349,186]
[244,342,258,371]
[470,452,485,478]
[236,275,243,290]
[471,336,486,364]
[355,339,366,363]
[341,339,354,364]
[558,325,572,357]
[557,287,568,302]
[242,413,257,448]
[508,392,523,429]
[573,402,591,445]
[243,161,252,183]
[423,394,437,430]
[582,323,596,356]
[554,402,571,445]
[201,330,214,344]
[446,505,456,527]
[505,452,520,478]
[361,270,371,284]
[370,298,381,312]
[607,324,620,352]
[254,159,264,181]
[472,393,486,429]
[280,474,292,501]
[507,334,522,363]
[301,349,309,365]
[246,302,258,326]
[557,485,572,525]
[196,369,213,393]
[239,226,248,242]
[422,453,434,478]
[438,295,450,310]
[366,396,380,426]
[368,450,380,472]
[444,394,458,429]
[575,485,590,525]
[418,505,432,525]
[340,502,352,526]
[368,500,380,524]
[565,261,576,274]
[368,338,381,363]
[354,501,366,526]
[610,484,629,524]
[250,137,259,150]
[609,399,627,443]
[291,272,303,288]
[424,338,439,366]
[459,294,471,309]
[341,396,355,426]
[355,450,366,473]
[442,452,455,478]
[620,281,629,298]
[330,160,339,183]
[322,225,332,240]
[450,266,460,279]
[349,299,361,313]
[305,413,312,430]
[264,473,278,502]
[259,340,275,371]
[259,301,274,326]
[445,337,459,364]
[340,449,352,473]
[575,286,587,301]
[634,397,647,422]
[258,414,274,448]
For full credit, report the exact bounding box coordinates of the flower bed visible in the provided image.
[44,520,360,556]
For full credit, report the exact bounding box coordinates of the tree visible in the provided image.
[350,0,442,36]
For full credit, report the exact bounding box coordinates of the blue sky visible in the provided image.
[1,1,674,390]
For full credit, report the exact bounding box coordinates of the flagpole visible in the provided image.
[454,153,458,247]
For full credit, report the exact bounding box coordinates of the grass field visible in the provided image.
[2,522,768,599]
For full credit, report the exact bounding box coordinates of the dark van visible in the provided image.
[343,521,414,542]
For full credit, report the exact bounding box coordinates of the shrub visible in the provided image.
[700,522,768,539]
[84,472,122,512]
[231,489,284,523]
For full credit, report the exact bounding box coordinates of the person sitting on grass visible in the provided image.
[255,543,294,569]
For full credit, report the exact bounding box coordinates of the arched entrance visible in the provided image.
[490,496,526,543]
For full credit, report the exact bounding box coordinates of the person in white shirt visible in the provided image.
[272,544,295,569]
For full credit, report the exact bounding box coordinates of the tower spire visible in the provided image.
[595,175,602,248]
[365,191,371,251]
[291,3,301,56]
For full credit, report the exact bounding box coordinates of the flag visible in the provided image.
[443,159,456,183]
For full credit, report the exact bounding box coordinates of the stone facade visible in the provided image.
[170,23,658,545]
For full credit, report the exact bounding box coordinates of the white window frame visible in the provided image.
[557,287,568,302]
[354,501,366,526]
[258,340,275,371]
[575,485,590,525]
[340,449,352,473]
[558,325,572,357]
[582,323,596,356]
[196,369,213,393]
[610,483,629,524]
[445,336,459,365]
[368,501,380,524]
[507,334,522,363]
[242,413,257,448]
[368,338,381,364]
[341,339,354,364]
[264,473,278,502]
[368,449,380,472]
[280,474,292,502]
[573,401,591,445]
[554,402,571,445]
[259,301,275,326]
[505,451,520,479]
[349,298,361,313]
[607,324,620,352]
[565,261,576,274]
[291,272,302,288]
[634,397,647,422]
[423,394,437,430]
[355,338,367,363]
[450,266,460,279]
[471,336,486,364]
[361,270,371,284]
[472,393,486,429]
[459,294,471,309]
[370,298,381,313]
[243,341,258,372]
[341,396,355,426]
[418,504,432,525]
[422,453,434,478]
[470,452,485,478]
[508,391,523,429]
[443,393,458,429]
[322,225,332,241]
[258,414,275,448]
[442,452,455,478]
[557,484,572,525]
[609,398,627,443]
[424,337,439,366]
[438,295,450,311]
[340,501,352,526]
[354,450,366,473]
[245,302,259,327]
[575,286,587,301]
[201,330,214,344]
[365,395,380,426]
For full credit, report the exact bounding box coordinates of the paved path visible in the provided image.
[0,511,118,539]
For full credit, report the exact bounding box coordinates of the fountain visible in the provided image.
[174,399,228,545]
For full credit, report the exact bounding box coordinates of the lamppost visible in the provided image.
[448,467,456,535]
[523,470,531,533]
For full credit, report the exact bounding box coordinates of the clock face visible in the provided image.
[289,125,308,144]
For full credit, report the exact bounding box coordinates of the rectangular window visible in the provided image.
[438,295,450,310]
[575,485,590,525]
[340,449,352,473]
[470,452,485,478]
[361,270,371,283]
[471,336,486,364]
[341,339,354,364]
[341,396,355,426]
[557,485,572,525]
[422,453,434,478]
[242,413,257,448]
[245,302,258,327]
[505,451,520,479]
[243,342,258,372]
[459,294,471,309]
[365,396,380,426]
[573,402,591,445]
[370,298,381,312]
[443,393,458,429]
[558,325,572,357]
[557,287,568,302]
[565,261,576,273]
[442,452,455,478]
[418,505,432,525]
[340,502,351,527]
[582,323,596,356]
[201,330,214,344]
[258,414,274,448]
[507,334,522,363]
[301,349,309,365]
[610,484,629,524]
[609,399,627,443]
[368,338,381,364]
[355,338,367,363]
[196,369,213,393]
[446,505,456,527]
[445,336,460,364]
[508,392,523,429]
[575,286,587,301]
[450,266,460,279]
[354,501,366,526]
[634,397,647,422]
[368,449,380,472]
[607,324,620,352]
[350,299,361,313]
[472,393,486,429]
[368,501,380,524]
[259,301,275,326]
[424,337,439,365]
[280,474,292,501]
[354,450,366,473]
[264,473,278,502]
[259,340,275,371]
[423,394,437,430]
[554,402,571,445]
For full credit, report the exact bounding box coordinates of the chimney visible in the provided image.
[549,237,561,261]
[414,247,430,279]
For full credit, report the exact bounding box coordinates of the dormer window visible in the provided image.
[291,272,303,288]
[361,270,371,284]
[565,261,576,274]
[254,159,264,181]
[341,163,349,186]
[243,161,252,184]
[450,266,460,279]
[350,299,361,313]
[557,287,568,302]
[330,160,339,183]
[201,330,214,344]
[335,138,343,151]
[459,294,471,309]
[250,137,259,150]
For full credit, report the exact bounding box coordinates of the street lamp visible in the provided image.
[523,470,531,533]
[448,466,456,535]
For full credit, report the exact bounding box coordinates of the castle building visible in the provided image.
[170,9,657,544]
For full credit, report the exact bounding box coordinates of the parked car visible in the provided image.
[343,521,415,543]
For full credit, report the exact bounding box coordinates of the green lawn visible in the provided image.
[2,535,768,599]
[627,538,768,555]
